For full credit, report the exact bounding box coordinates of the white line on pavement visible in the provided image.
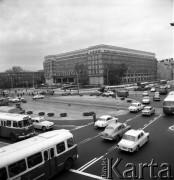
[78,134,100,145]
[77,158,97,171]
[69,169,106,180]
[71,122,94,131]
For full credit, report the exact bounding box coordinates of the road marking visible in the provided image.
[54,124,77,127]
[80,156,104,172]
[71,122,94,131]
[125,114,141,123]
[78,134,100,145]
[142,115,162,130]
[70,169,106,180]
[78,158,97,171]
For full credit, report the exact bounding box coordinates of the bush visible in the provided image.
[47,113,55,117]
[127,99,132,103]
[38,112,45,116]
[83,111,95,116]
[60,113,67,117]
[27,111,33,114]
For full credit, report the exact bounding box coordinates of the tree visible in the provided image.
[106,63,127,85]
[74,63,88,86]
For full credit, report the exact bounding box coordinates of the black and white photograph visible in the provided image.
[0,0,173,179]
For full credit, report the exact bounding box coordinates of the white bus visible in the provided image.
[0,112,35,141]
[163,91,174,115]
[0,129,78,180]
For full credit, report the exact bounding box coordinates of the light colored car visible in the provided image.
[33,94,45,99]
[143,91,149,97]
[31,116,54,131]
[153,93,161,101]
[118,129,149,152]
[94,115,118,128]
[128,102,144,112]
[100,122,131,141]
[142,106,155,116]
[9,97,21,103]
[142,96,150,104]
[102,91,115,97]
[150,87,156,92]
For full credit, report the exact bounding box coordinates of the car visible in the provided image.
[33,94,44,99]
[142,96,150,104]
[100,122,131,141]
[142,106,155,116]
[128,102,144,112]
[9,97,21,103]
[118,129,149,152]
[153,93,161,101]
[94,115,118,128]
[143,91,149,97]
[150,87,156,92]
[102,91,115,97]
[31,116,54,131]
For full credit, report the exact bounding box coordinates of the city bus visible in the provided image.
[0,112,35,141]
[99,85,126,92]
[0,129,78,180]
[163,91,174,115]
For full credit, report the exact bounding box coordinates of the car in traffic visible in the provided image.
[143,91,149,97]
[9,97,21,103]
[100,122,131,141]
[33,94,45,99]
[128,102,144,112]
[31,116,54,131]
[153,92,161,101]
[118,129,149,152]
[94,115,118,128]
[142,106,155,116]
[102,91,115,97]
[150,87,156,92]
[142,96,150,104]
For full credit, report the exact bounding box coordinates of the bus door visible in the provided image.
[49,147,57,177]
[0,120,6,136]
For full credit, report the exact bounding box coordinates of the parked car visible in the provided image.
[118,129,149,152]
[128,102,144,112]
[102,91,115,97]
[94,115,118,128]
[33,95,44,99]
[142,96,150,104]
[31,116,54,131]
[142,106,155,116]
[100,122,131,141]
[150,87,156,92]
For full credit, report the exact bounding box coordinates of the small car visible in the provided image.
[143,91,149,97]
[94,115,118,128]
[118,129,149,152]
[9,97,21,103]
[31,116,54,131]
[100,122,131,141]
[150,87,156,92]
[102,91,115,97]
[153,94,161,101]
[142,96,150,104]
[142,106,155,116]
[128,102,144,112]
[33,94,44,99]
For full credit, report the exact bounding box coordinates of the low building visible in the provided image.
[44,44,157,86]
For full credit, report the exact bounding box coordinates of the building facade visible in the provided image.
[44,44,157,86]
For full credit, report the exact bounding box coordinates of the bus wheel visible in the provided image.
[64,158,73,171]
[10,133,17,142]
[42,126,47,131]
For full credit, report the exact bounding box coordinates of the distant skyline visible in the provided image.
[0,0,173,72]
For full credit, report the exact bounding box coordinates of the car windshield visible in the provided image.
[123,134,136,142]
[144,107,151,110]
[40,118,46,122]
[98,118,106,121]
[131,104,138,107]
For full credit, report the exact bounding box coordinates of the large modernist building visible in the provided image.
[44,44,157,86]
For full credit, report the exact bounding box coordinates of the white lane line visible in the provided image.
[80,156,104,172]
[125,114,141,123]
[78,158,97,171]
[142,115,162,130]
[71,122,94,131]
[70,169,106,180]
[54,124,77,127]
[78,134,100,145]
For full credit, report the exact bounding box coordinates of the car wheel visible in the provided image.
[10,133,17,142]
[136,146,139,152]
[42,126,47,131]
[64,158,73,171]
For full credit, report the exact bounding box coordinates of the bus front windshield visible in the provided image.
[18,119,32,128]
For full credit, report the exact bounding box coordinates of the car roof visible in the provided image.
[107,122,122,128]
[32,116,44,120]
[144,106,152,108]
[100,115,111,119]
[125,129,144,136]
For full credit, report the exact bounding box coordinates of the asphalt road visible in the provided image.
[0,90,173,180]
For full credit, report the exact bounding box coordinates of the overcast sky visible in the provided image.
[0,0,173,72]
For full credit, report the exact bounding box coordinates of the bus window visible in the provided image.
[23,119,32,127]
[8,159,27,178]
[0,167,8,180]
[18,121,22,128]
[67,138,74,148]
[44,150,48,161]
[13,121,18,128]
[56,142,65,154]
[27,152,43,168]
[50,148,54,158]
[6,121,11,127]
